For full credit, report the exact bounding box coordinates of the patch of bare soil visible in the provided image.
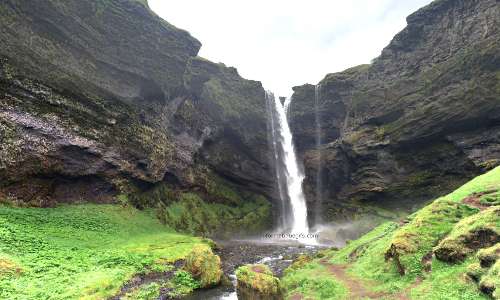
[319,259,423,300]
[462,190,497,210]
[319,259,387,299]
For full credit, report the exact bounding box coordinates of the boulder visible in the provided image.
[236,264,282,300]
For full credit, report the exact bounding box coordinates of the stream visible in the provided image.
[183,239,326,300]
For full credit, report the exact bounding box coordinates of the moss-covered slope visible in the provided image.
[282,166,500,299]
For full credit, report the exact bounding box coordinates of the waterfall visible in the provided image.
[266,92,288,229]
[266,91,309,234]
[314,84,323,225]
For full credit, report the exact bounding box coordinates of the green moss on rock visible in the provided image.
[467,262,487,282]
[479,260,500,299]
[287,254,313,271]
[478,243,500,268]
[184,245,222,288]
[236,264,281,300]
[465,243,500,298]
[162,192,271,237]
[434,207,500,263]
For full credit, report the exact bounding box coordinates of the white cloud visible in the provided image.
[149,0,433,97]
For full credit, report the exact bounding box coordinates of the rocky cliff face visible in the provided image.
[289,0,500,220]
[0,0,273,206]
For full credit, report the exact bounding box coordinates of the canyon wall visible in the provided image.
[0,0,273,206]
[289,0,500,220]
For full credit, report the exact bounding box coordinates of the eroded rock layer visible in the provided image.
[0,0,273,206]
[289,0,500,220]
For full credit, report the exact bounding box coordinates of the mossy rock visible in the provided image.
[467,262,487,282]
[434,207,500,263]
[127,183,178,209]
[479,260,500,299]
[236,264,282,300]
[184,245,222,288]
[287,254,313,271]
[478,243,500,268]
[161,192,271,237]
[464,240,500,298]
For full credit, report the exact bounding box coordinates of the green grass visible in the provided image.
[281,262,348,300]
[387,200,478,275]
[282,166,500,299]
[385,166,500,276]
[410,257,489,300]
[0,204,208,299]
[433,206,500,262]
[122,270,201,299]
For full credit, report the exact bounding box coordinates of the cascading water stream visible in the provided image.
[266,92,288,229]
[267,92,309,235]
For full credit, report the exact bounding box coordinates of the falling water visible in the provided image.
[266,92,288,229]
[267,91,309,234]
[314,84,323,225]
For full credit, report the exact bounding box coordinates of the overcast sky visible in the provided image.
[149,0,433,97]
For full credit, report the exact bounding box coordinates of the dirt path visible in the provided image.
[289,293,304,300]
[319,259,389,299]
[319,259,424,300]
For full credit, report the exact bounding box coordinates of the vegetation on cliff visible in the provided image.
[0,0,274,209]
[124,177,272,237]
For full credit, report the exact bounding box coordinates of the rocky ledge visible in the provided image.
[0,0,274,210]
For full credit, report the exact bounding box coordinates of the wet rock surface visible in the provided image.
[183,240,323,300]
[216,240,322,277]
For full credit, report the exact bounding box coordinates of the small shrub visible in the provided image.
[173,270,201,290]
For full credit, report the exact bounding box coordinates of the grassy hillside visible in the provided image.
[282,166,500,299]
[0,204,211,299]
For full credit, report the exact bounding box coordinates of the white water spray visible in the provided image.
[270,94,309,234]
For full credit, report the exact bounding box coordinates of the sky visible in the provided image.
[149,0,433,97]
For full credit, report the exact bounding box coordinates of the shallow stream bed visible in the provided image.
[183,239,326,300]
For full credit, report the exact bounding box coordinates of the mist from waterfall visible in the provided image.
[266,91,309,234]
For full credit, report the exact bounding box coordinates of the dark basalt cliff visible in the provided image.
[0,0,272,206]
[289,0,500,220]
